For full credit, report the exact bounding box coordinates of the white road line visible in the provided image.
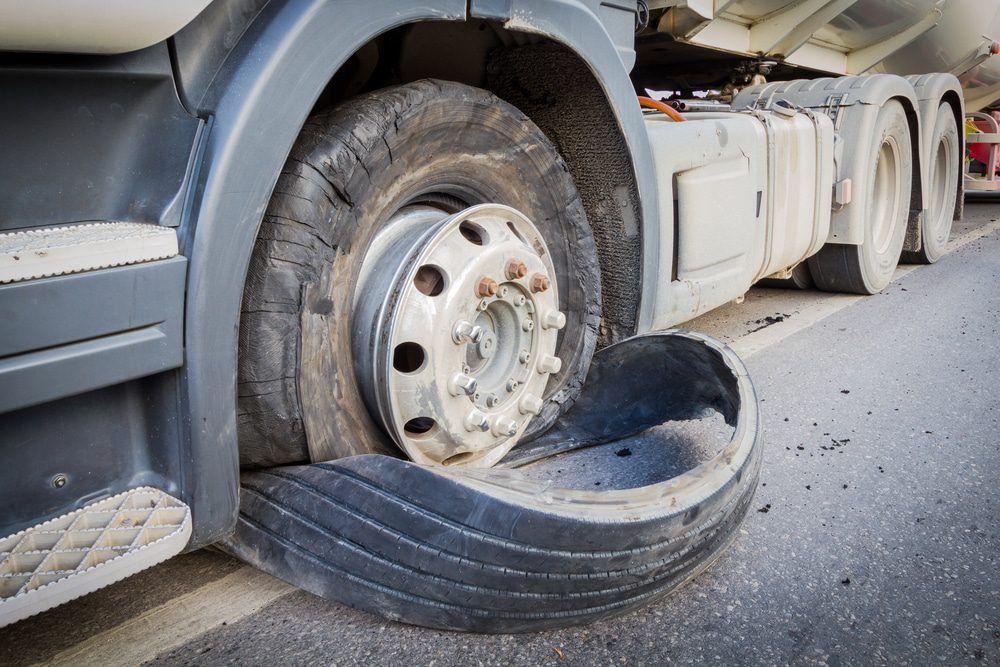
[731,217,1000,358]
[40,567,294,667]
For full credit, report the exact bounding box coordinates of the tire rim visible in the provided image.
[352,204,565,467]
[870,135,903,255]
[927,132,954,246]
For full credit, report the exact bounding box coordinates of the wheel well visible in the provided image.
[309,20,642,347]
[941,90,965,223]
[900,96,925,255]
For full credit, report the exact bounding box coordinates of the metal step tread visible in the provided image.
[0,487,191,627]
[0,222,178,284]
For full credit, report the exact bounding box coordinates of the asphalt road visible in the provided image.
[3,201,999,666]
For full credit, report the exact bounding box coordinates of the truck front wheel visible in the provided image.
[236,80,600,468]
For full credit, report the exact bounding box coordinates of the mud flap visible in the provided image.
[222,331,761,632]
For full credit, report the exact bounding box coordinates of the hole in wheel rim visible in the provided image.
[459,221,486,245]
[442,451,475,466]
[413,265,446,296]
[392,342,426,374]
[403,417,437,438]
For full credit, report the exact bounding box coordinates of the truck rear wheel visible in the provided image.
[809,99,912,294]
[237,80,600,468]
[901,102,959,264]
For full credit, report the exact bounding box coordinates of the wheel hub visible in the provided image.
[353,204,565,467]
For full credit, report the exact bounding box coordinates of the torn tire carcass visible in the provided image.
[224,331,761,633]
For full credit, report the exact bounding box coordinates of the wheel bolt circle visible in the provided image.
[505,259,529,280]
[519,394,544,415]
[541,310,566,330]
[449,373,478,397]
[530,273,550,293]
[464,410,490,432]
[492,416,518,437]
[537,354,562,374]
[476,277,499,298]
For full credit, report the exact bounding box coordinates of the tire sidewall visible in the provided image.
[244,81,599,465]
[921,103,959,263]
[859,100,912,292]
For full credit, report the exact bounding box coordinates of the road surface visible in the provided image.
[3,200,999,666]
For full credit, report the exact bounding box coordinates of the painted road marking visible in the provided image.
[41,567,293,667]
[731,217,1000,358]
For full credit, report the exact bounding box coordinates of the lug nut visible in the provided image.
[476,277,499,298]
[464,410,491,432]
[505,259,529,280]
[519,394,544,415]
[449,373,478,397]
[537,354,562,375]
[541,310,567,330]
[453,320,484,344]
[530,273,550,293]
[491,416,519,437]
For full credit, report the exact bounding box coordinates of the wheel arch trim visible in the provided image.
[177,0,658,545]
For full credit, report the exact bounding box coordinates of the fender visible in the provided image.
[472,0,663,332]
[177,0,658,546]
[178,0,465,546]
[906,73,965,231]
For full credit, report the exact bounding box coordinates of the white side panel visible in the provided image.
[645,113,767,329]
[0,0,212,54]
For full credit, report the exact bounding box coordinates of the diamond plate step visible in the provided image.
[0,222,178,284]
[0,487,191,627]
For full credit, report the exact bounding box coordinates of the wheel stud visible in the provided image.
[519,394,543,415]
[537,354,562,374]
[476,277,499,298]
[453,320,484,344]
[464,410,491,432]
[505,259,529,280]
[541,310,566,330]
[491,416,518,437]
[530,273,550,293]
[449,373,478,397]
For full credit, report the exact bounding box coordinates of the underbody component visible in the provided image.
[0,222,178,285]
[0,487,191,627]
[352,204,565,468]
[224,330,761,633]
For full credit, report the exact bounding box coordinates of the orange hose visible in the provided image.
[638,96,685,122]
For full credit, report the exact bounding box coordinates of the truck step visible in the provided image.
[0,222,178,284]
[0,487,191,627]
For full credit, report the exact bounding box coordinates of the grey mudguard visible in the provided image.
[223,331,761,632]
[906,73,965,228]
[732,74,922,247]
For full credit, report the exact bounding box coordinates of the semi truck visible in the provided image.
[0,0,991,632]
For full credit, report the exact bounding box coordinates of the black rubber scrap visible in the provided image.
[223,332,763,633]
